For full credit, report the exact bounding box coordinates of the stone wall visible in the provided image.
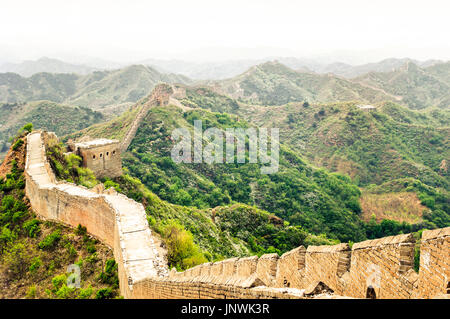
[25,131,167,298]
[415,228,450,298]
[24,131,450,299]
[168,229,448,299]
[120,83,172,153]
[75,140,122,179]
[303,243,351,295]
[346,233,416,299]
[275,246,306,288]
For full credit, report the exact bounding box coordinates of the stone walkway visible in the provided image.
[25,131,168,295]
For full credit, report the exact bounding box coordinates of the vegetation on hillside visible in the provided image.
[177,89,449,232]
[233,100,449,188]
[0,65,191,110]
[0,101,104,154]
[211,61,393,106]
[179,85,239,113]
[45,135,98,188]
[104,174,335,271]
[355,62,450,109]
[115,106,367,242]
[0,127,119,299]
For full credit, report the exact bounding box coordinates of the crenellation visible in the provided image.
[275,246,306,288]
[23,131,450,299]
[256,253,279,287]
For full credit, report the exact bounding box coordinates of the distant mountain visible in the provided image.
[175,87,449,228]
[0,57,96,77]
[314,58,443,78]
[354,61,450,109]
[64,65,192,108]
[2,56,444,81]
[0,72,79,103]
[0,100,104,153]
[0,65,192,109]
[140,58,270,80]
[208,61,394,106]
[140,56,445,80]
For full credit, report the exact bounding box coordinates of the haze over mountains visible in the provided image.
[0,56,445,80]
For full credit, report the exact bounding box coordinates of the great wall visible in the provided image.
[22,85,449,299]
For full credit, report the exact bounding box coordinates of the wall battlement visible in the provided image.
[24,131,449,299]
[170,230,448,298]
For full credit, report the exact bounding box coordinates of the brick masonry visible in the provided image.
[24,131,449,299]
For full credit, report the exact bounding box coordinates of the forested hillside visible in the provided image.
[209,61,395,106]
[354,62,450,109]
[177,90,450,231]
[0,101,104,154]
[0,65,191,109]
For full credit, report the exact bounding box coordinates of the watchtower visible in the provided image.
[74,139,122,178]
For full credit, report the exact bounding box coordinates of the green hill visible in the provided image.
[175,87,449,229]
[64,65,192,109]
[0,65,192,109]
[210,61,394,106]
[68,101,370,242]
[235,101,449,188]
[0,101,105,154]
[0,72,78,103]
[354,62,450,109]
[0,101,105,153]
[110,173,335,263]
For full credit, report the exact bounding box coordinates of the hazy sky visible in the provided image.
[1,0,449,64]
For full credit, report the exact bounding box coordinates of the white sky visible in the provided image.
[1,0,449,63]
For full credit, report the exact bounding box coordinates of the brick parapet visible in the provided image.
[24,131,450,299]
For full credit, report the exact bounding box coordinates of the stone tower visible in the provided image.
[74,138,122,178]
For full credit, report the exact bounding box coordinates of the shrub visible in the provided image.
[104,179,122,193]
[78,287,93,299]
[12,139,24,151]
[75,224,87,236]
[86,243,97,254]
[26,285,37,299]
[38,230,61,250]
[2,242,32,279]
[23,123,33,133]
[95,287,114,299]
[65,242,78,260]
[98,259,119,288]
[23,219,41,238]
[29,257,42,273]
[0,225,17,251]
[162,221,207,270]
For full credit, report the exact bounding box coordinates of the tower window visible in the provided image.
[366,286,376,299]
